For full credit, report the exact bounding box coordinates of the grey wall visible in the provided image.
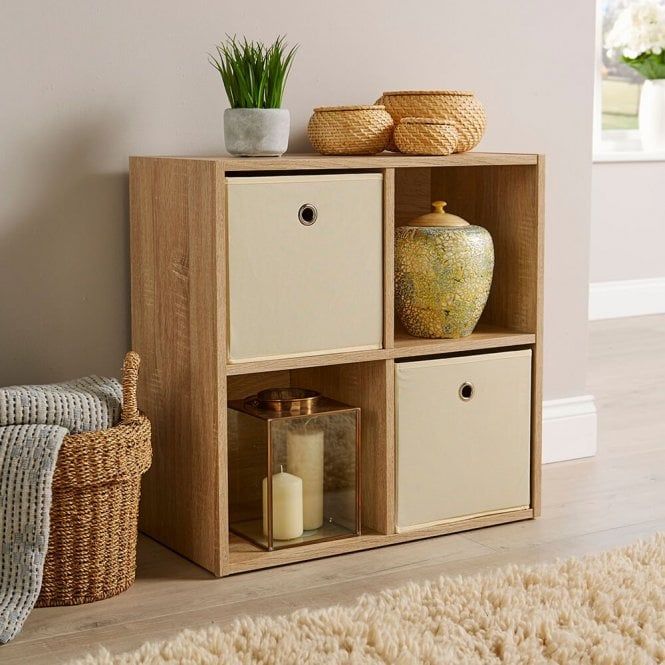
[591,162,665,283]
[0,0,595,401]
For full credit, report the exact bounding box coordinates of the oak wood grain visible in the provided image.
[226,348,390,376]
[530,156,545,516]
[382,168,395,350]
[139,152,538,171]
[394,167,432,227]
[393,324,535,359]
[130,157,224,575]
[227,508,532,574]
[226,326,535,376]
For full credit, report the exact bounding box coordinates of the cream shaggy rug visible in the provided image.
[75,534,665,664]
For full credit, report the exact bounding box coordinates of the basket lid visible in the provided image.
[382,90,474,97]
[312,104,386,112]
[407,201,468,228]
[399,116,457,127]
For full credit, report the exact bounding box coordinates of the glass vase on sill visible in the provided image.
[639,79,665,152]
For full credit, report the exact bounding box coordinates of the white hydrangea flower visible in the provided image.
[606,0,665,58]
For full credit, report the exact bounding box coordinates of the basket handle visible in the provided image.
[121,351,141,424]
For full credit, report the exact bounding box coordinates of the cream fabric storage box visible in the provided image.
[226,173,384,363]
[395,349,531,531]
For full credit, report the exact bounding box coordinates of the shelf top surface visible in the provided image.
[131,152,541,171]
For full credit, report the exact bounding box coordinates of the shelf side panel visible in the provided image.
[531,156,545,516]
[383,169,395,349]
[130,157,223,574]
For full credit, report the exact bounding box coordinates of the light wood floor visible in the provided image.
[5,315,665,664]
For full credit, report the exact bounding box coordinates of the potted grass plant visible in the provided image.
[210,35,298,156]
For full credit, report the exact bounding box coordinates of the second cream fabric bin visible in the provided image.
[395,349,532,531]
[226,173,384,363]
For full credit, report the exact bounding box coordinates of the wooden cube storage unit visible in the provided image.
[130,153,544,576]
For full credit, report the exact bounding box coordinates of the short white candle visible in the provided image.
[287,427,324,530]
[262,467,303,541]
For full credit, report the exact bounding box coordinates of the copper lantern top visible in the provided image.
[254,388,320,413]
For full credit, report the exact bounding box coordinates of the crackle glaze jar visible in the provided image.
[395,201,494,338]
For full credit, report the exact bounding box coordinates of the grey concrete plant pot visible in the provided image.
[224,108,290,156]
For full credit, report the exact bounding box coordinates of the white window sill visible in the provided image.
[594,131,665,163]
[594,150,665,163]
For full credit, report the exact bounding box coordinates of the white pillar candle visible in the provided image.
[262,467,303,541]
[287,428,324,530]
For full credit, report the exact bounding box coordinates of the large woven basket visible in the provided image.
[307,105,393,155]
[36,352,152,607]
[379,90,486,153]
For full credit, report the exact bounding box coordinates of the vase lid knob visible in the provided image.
[407,200,469,228]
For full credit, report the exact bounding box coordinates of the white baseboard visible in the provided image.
[589,277,665,320]
[542,395,597,464]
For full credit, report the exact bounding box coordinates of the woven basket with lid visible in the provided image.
[394,117,459,155]
[307,105,393,155]
[379,90,486,152]
[36,352,152,607]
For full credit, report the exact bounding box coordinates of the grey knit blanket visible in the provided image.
[0,376,122,644]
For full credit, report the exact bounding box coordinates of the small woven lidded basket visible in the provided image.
[394,117,459,156]
[36,352,152,607]
[379,90,486,153]
[307,105,393,155]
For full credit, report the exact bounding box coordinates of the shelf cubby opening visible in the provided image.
[393,164,540,349]
[226,359,394,563]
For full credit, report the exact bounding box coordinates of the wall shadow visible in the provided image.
[0,122,130,385]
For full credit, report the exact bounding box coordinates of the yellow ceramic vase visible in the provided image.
[395,201,494,338]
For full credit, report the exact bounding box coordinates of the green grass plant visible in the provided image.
[210,35,298,109]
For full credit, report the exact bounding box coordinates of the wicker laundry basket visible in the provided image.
[36,352,152,607]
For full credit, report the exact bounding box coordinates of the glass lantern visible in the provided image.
[228,388,361,551]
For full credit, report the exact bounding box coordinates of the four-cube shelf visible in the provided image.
[130,152,544,576]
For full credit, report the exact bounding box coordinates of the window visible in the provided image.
[595,0,665,158]
[600,1,642,131]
